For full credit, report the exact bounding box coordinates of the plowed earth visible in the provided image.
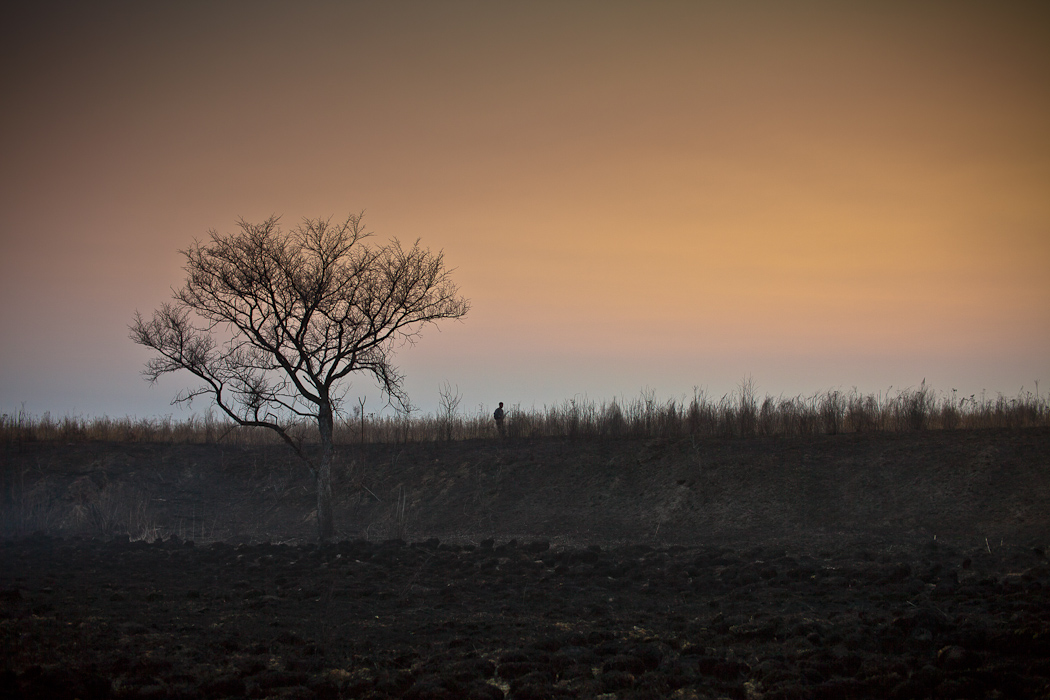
[2,429,1049,699]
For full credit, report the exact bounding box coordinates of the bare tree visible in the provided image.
[438,381,463,441]
[130,213,469,541]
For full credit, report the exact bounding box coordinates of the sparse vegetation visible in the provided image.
[3,383,1047,445]
[2,386,1048,547]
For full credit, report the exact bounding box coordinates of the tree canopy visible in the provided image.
[131,213,469,539]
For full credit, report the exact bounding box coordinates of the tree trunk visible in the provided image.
[316,400,335,542]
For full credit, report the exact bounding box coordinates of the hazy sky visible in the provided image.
[2,1,1048,420]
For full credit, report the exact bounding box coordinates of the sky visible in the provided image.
[2,1,1048,421]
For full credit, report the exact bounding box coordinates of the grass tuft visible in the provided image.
[2,383,1047,446]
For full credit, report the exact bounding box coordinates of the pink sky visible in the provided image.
[2,1,1048,420]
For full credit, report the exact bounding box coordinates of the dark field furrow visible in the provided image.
[3,535,1050,699]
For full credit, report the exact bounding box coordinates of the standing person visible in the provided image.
[493,402,506,438]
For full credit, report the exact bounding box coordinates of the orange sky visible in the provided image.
[1,1,1048,418]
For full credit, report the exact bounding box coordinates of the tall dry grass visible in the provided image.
[2,383,1047,446]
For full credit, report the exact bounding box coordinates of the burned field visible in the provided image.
[2,429,1050,698]
[3,534,1050,699]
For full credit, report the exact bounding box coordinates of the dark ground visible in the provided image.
[2,428,1049,698]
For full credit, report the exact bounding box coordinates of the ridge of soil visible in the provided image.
[2,429,1049,698]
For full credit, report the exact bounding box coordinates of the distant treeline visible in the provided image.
[2,383,1047,445]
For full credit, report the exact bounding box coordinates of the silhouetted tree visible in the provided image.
[131,213,469,541]
[437,381,463,441]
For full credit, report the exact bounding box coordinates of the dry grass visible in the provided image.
[0,468,167,542]
[2,383,1047,446]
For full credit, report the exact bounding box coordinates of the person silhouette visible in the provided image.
[493,402,506,438]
